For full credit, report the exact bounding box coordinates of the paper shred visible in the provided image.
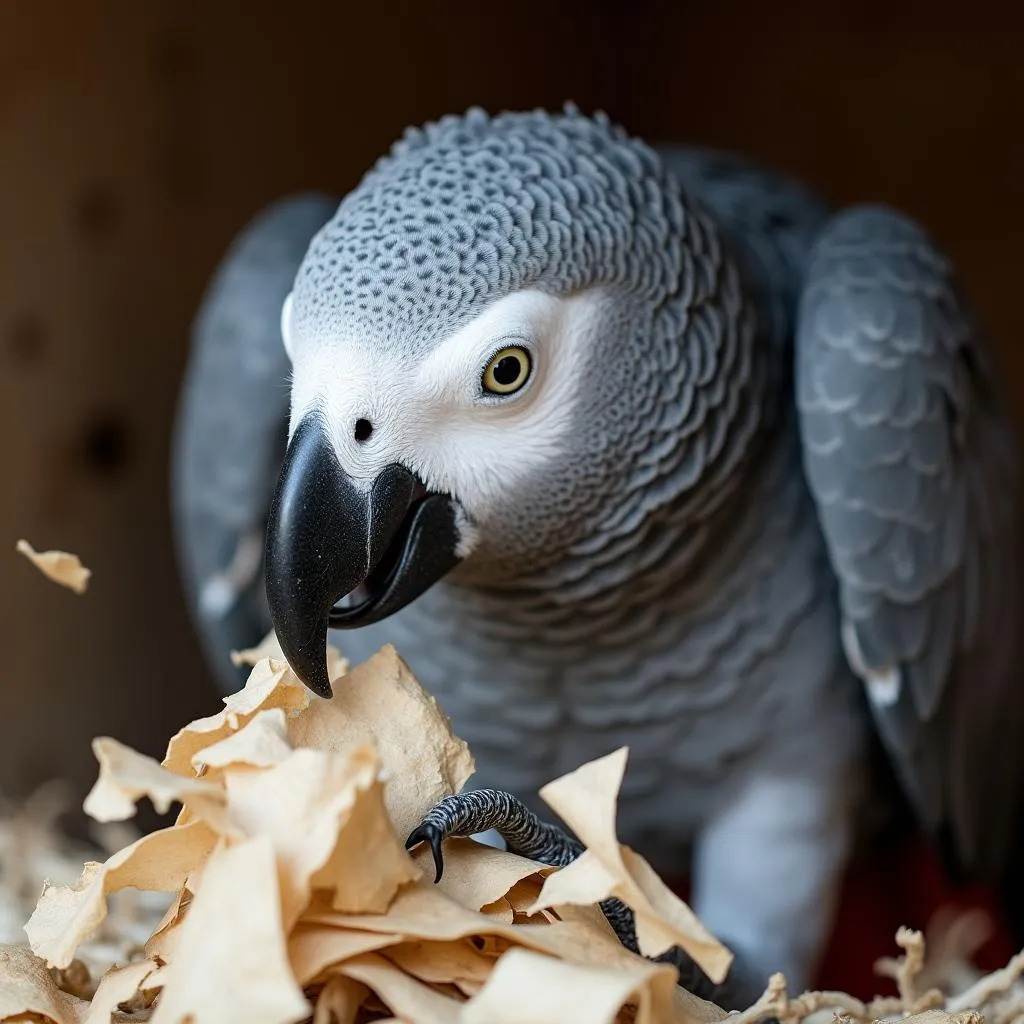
[230,630,286,667]
[25,820,217,969]
[531,747,733,981]
[83,737,226,824]
[480,897,515,924]
[231,633,348,684]
[311,975,367,1024]
[192,708,294,771]
[383,939,494,987]
[308,761,421,914]
[0,944,88,1023]
[222,745,418,929]
[461,945,685,1024]
[287,644,474,841]
[288,924,404,986]
[83,959,159,1024]
[336,952,465,1024]
[307,879,646,974]
[162,658,309,777]
[16,539,91,594]
[150,838,309,1024]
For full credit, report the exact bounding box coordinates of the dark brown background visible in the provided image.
[1,1,1021,810]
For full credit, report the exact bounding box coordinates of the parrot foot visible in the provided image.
[404,789,585,881]
[406,790,765,1010]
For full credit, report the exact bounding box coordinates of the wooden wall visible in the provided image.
[0,0,1021,812]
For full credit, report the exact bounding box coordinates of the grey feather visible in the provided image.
[795,204,1023,871]
[171,193,338,692]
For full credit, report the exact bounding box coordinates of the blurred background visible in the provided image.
[0,0,1022,987]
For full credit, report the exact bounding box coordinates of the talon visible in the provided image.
[405,823,446,883]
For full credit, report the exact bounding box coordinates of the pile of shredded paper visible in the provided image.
[4,542,1024,1024]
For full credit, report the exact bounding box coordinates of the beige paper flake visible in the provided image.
[309,762,422,914]
[461,945,685,1024]
[337,952,465,1024]
[230,630,286,667]
[231,631,348,683]
[84,959,159,1024]
[191,707,294,771]
[151,837,309,1024]
[84,737,226,824]
[311,975,367,1024]
[288,644,474,841]
[383,939,494,987]
[0,944,88,1023]
[25,820,217,969]
[287,923,404,986]
[222,744,419,929]
[531,747,733,982]
[162,658,310,777]
[16,539,91,594]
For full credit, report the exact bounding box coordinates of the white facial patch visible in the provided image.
[287,288,608,521]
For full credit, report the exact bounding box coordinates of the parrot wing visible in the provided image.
[171,194,338,693]
[794,204,1023,882]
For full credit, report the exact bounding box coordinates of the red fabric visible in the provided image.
[668,834,1015,999]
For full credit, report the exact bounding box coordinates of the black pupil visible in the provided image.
[493,355,522,386]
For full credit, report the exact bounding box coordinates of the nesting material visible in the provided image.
[2,564,1024,1022]
[0,636,735,1024]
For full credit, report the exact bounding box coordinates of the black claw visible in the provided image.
[405,823,446,883]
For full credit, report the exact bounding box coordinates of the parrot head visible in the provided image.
[265,106,756,697]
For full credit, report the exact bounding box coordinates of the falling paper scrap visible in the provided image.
[15,539,91,594]
[2,632,1024,1023]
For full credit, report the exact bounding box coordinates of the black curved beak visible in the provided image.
[264,415,463,697]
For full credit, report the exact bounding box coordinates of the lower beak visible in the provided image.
[264,415,463,697]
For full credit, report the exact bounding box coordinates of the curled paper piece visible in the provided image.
[162,658,310,776]
[191,707,294,771]
[0,944,88,1023]
[24,820,217,969]
[150,838,309,1024]
[311,976,367,1024]
[84,737,226,824]
[336,952,464,1024]
[222,743,420,929]
[16,539,91,594]
[530,747,733,982]
[462,945,687,1024]
[231,630,348,683]
[84,959,158,1024]
[288,644,475,842]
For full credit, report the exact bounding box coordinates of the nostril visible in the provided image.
[354,418,373,442]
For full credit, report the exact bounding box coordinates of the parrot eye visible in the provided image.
[482,346,532,395]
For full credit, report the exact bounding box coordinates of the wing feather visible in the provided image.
[795,204,1023,878]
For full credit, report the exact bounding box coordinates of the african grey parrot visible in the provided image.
[171,107,1024,1007]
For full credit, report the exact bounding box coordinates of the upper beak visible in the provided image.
[264,415,463,697]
